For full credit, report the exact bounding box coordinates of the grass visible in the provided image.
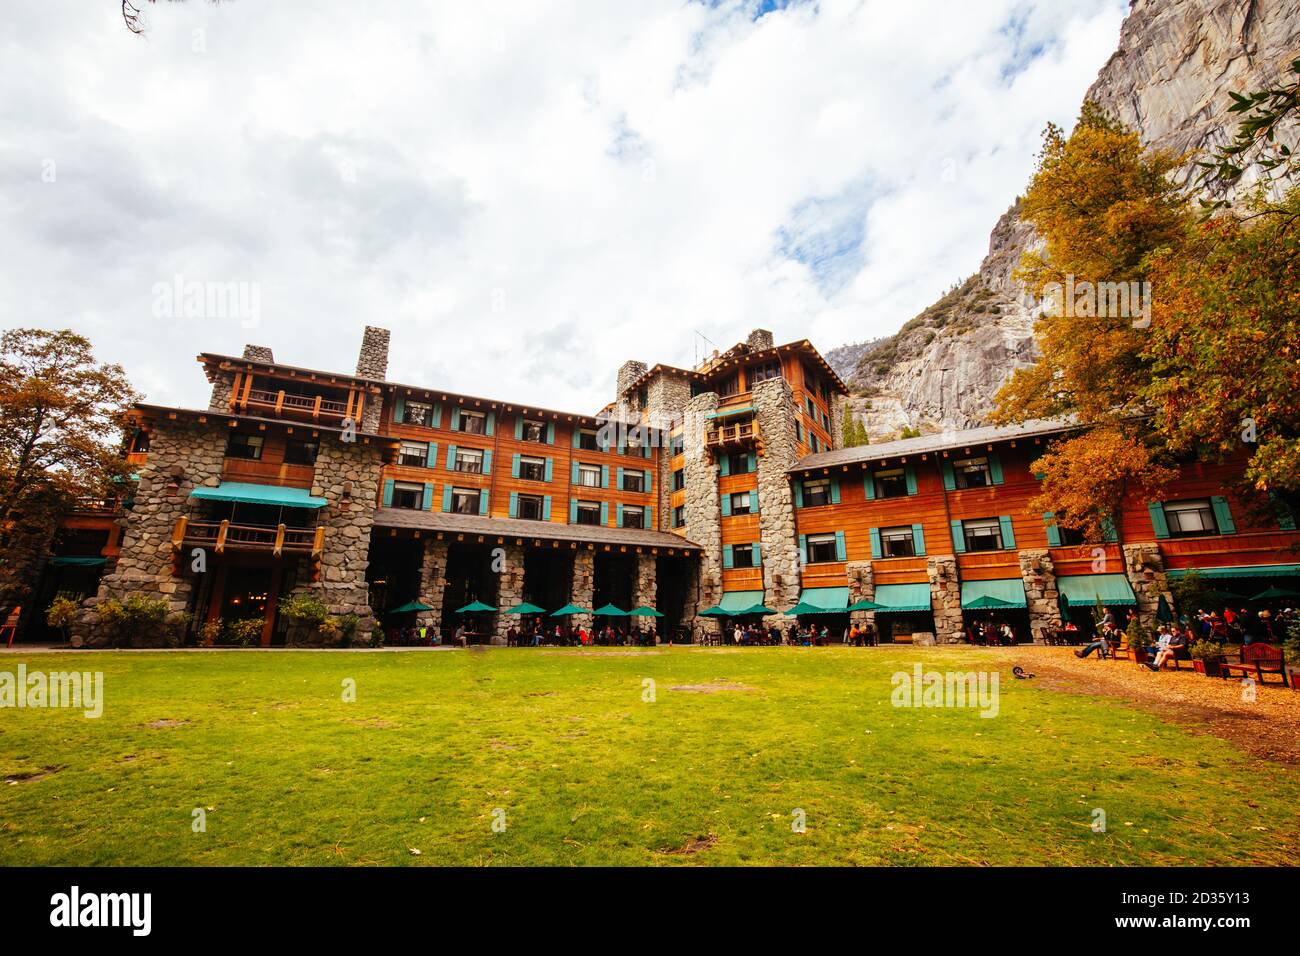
[1,646,1297,866]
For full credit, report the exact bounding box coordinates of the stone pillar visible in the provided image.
[355,326,390,380]
[1018,548,1059,644]
[493,541,526,645]
[570,547,595,632]
[752,378,803,624]
[1123,542,1169,625]
[830,395,848,450]
[927,555,963,644]
[644,371,691,530]
[418,537,449,633]
[634,551,659,641]
[682,392,722,636]
[846,560,875,631]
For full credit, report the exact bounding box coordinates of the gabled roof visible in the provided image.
[373,508,702,552]
[128,403,390,442]
[199,353,383,388]
[621,338,849,397]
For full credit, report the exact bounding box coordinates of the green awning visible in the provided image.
[788,601,838,615]
[1056,573,1137,607]
[504,602,547,615]
[455,600,496,613]
[593,603,629,616]
[718,591,764,613]
[628,606,664,617]
[740,604,776,615]
[190,481,327,508]
[797,586,849,611]
[704,405,755,420]
[389,601,433,614]
[873,583,931,613]
[50,556,108,567]
[960,579,1027,609]
[550,604,589,616]
[1167,564,1300,580]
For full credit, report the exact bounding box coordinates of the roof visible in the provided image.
[129,403,390,442]
[621,338,849,397]
[372,508,703,552]
[382,380,641,431]
[789,416,1080,473]
[200,353,384,387]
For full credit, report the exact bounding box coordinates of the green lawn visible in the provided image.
[2,647,1296,866]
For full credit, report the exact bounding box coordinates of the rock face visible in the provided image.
[840,0,1300,437]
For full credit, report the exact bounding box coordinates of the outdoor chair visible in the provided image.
[2,606,20,648]
[1221,643,1289,687]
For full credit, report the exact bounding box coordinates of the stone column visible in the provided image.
[644,371,691,530]
[493,541,526,645]
[570,547,595,632]
[1123,542,1169,626]
[418,537,449,632]
[752,378,802,624]
[927,555,963,645]
[847,560,875,631]
[634,551,658,641]
[1018,548,1059,644]
[682,392,722,637]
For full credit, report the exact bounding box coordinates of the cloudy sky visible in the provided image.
[0,0,1128,413]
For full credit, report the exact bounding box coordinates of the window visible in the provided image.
[669,434,684,457]
[794,421,803,443]
[392,481,425,510]
[622,506,645,529]
[577,464,601,488]
[397,441,428,468]
[953,457,991,489]
[575,501,601,526]
[521,419,546,443]
[625,434,645,457]
[519,456,546,482]
[731,543,756,568]
[517,494,544,521]
[727,452,752,475]
[1164,498,1218,537]
[880,526,916,558]
[672,505,685,528]
[226,433,264,460]
[622,470,645,493]
[451,488,480,515]
[130,430,150,453]
[750,360,781,384]
[1057,523,1087,546]
[672,468,685,492]
[963,518,1003,552]
[874,468,908,499]
[454,448,484,473]
[729,491,752,515]
[806,533,838,563]
[457,410,486,434]
[717,375,740,397]
[801,478,830,507]
[284,440,319,466]
[577,428,599,451]
[403,401,433,426]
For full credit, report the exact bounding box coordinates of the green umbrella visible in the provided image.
[788,601,835,615]
[549,603,589,617]
[628,606,664,617]
[964,595,1015,610]
[1057,592,1072,624]
[1211,589,1250,604]
[503,602,546,615]
[847,598,884,611]
[1155,594,1174,623]
[697,605,727,617]
[1250,586,1300,602]
[592,603,628,616]
[389,600,433,614]
[455,600,497,613]
[740,604,776,615]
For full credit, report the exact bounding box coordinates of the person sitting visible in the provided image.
[1075,628,1111,659]
[1146,628,1187,670]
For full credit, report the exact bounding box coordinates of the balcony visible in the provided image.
[172,516,325,557]
[241,387,350,422]
[705,418,759,450]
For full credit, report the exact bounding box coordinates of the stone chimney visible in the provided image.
[616,359,648,398]
[747,328,774,351]
[355,326,391,380]
[243,344,274,363]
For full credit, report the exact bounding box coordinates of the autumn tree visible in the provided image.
[0,329,138,616]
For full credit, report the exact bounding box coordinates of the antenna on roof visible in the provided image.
[693,330,717,366]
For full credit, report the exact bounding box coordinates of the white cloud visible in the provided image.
[0,0,1127,412]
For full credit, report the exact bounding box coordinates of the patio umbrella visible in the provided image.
[389,600,433,614]
[549,603,589,617]
[454,600,497,613]
[1155,594,1175,623]
[503,602,546,615]
[788,601,833,615]
[697,605,727,616]
[592,603,629,616]
[1211,589,1250,604]
[740,604,776,615]
[1250,586,1300,602]
[964,595,1015,610]
[1057,592,1072,623]
[847,598,884,611]
[628,606,664,617]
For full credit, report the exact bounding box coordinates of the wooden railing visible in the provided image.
[243,388,348,419]
[174,518,325,557]
[705,419,758,448]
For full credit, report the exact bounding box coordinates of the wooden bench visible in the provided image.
[1221,644,1290,687]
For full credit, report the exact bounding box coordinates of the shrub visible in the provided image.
[46,597,80,640]
[94,594,172,648]
[223,617,264,647]
[197,618,223,647]
[1189,639,1224,661]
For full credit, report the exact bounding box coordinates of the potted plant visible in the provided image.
[45,597,80,644]
[197,618,223,647]
[223,616,264,647]
[1189,639,1226,677]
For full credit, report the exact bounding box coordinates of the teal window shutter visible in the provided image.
[617,466,624,489]
[723,545,734,569]
[720,494,731,517]
[753,542,761,565]
[988,452,1004,485]
[863,470,875,500]
[869,527,882,559]
[1210,496,1236,534]
[485,412,495,436]
[1101,513,1118,543]
[834,531,846,562]
[644,469,652,492]
[509,491,518,517]
[942,460,956,491]
[382,479,394,507]
[479,489,489,515]
[450,407,460,431]
[543,496,552,520]
[425,442,439,468]
[514,417,523,440]
[1043,512,1061,547]
[1147,501,1170,538]
[572,428,581,448]
[830,476,841,504]
[749,490,759,513]
[719,456,730,477]
[616,503,624,527]
[423,482,433,510]
[446,444,457,469]
[912,523,925,555]
[546,422,555,444]
[569,498,577,523]
[951,519,966,553]
[600,502,608,526]
[794,480,804,507]
[999,515,1016,549]
[571,461,579,484]
[904,465,917,495]
[482,449,492,475]
[392,396,405,424]
[442,486,452,512]
[601,465,609,489]
[511,453,521,478]
[645,505,652,528]
[747,452,756,473]
[799,534,808,565]
[431,403,442,428]
[544,458,553,482]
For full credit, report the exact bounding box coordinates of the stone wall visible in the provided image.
[1123,541,1170,624]
[355,326,390,380]
[417,537,449,634]
[1018,548,1060,643]
[570,548,595,631]
[644,370,690,530]
[752,378,802,620]
[207,370,235,411]
[634,552,658,636]
[746,329,774,351]
[243,344,274,364]
[681,391,722,634]
[492,542,526,644]
[927,555,963,644]
[359,389,383,434]
[846,560,875,632]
